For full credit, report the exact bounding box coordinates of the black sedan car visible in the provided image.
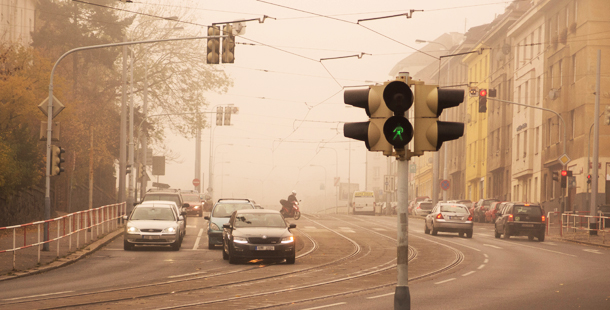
[222,209,296,264]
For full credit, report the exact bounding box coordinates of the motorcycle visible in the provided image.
[279,199,301,220]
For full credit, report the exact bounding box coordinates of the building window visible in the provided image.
[534,177,538,203]
[536,76,541,105]
[516,133,520,160]
[538,26,543,55]
[524,81,529,106]
[547,118,553,146]
[571,109,576,139]
[517,85,521,112]
[572,54,577,84]
[559,60,563,87]
[535,126,540,154]
[523,129,528,159]
[549,65,554,89]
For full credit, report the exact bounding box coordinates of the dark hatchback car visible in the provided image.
[494,202,545,241]
[222,209,296,264]
[182,193,204,217]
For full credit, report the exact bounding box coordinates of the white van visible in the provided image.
[351,191,376,215]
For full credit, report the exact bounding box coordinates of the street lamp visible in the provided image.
[310,164,327,213]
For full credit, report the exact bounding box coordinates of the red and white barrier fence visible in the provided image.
[546,210,608,244]
[0,202,126,271]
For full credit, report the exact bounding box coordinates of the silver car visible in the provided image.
[413,201,434,217]
[123,204,183,251]
[139,200,186,240]
[424,203,473,238]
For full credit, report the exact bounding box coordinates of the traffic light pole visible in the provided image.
[394,157,410,309]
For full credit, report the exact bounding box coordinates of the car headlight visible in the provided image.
[126,226,140,233]
[162,227,177,234]
[194,206,199,209]
[281,236,294,243]
[210,223,220,231]
[233,236,248,244]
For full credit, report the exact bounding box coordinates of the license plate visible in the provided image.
[144,235,159,239]
[256,246,275,251]
[522,224,534,227]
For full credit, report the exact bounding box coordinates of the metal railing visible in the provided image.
[547,212,608,244]
[0,202,126,271]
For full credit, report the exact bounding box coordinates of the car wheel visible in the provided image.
[466,230,473,238]
[503,226,510,239]
[285,249,296,264]
[123,241,133,251]
[171,239,181,251]
[228,243,239,264]
[424,222,430,234]
[459,232,465,238]
[538,232,545,242]
[222,241,229,260]
[494,228,501,238]
[528,235,535,241]
[294,211,301,220]
[431,223,438,236]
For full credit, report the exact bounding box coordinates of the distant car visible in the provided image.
[123,203,184,251]
[222,209,296,264]
[204,199,255,249]
[409,196,430,215]
[485,201,505,223]
[413,201,434,217]
[474,199,499,222]
[182,193,204,217]
[494,202,545,241]
[350,191,376,215]
[139,200,186,239]
[142,188,190,225]
[424,203,473,238]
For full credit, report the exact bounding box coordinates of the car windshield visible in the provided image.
[440,205,468,213]
[212,203,252,218]
[513,206,542,216]
[131,207,176,221]
[234,213,286,228]
[183,194,199,202]
[144,194,181,207]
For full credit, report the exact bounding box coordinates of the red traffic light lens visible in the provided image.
[479,89,487,97]
[561,170,568,177]
[587,174,592,179]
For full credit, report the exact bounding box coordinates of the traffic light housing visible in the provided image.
[560,170,572,188]
[207,26,220,64]
[478,89,487,113]
[587,174,592,184]
[50,145,65,176]
[216,106,224,126]
[343,80,413,156]
[413,85,465,153]
[126,164,132,175]
[222,25,235,63]
[224,105,233,126]
[605,105,610,126]
[137,163,144,180]
[552,171,559,182]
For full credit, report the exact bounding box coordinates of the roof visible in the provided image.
[135,203,174,209]
[235,209,280,214]
[140,200,178,206]
[216,198,251,203]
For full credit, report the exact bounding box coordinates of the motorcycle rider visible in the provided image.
[280,190,297,217]
[288,190,297,204]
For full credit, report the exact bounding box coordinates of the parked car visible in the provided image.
[485,201,505,223]
[413,201,434,217]
[409,196,430,215]
[222,209,296,264]
[474,199,499,222]
[139,200,186,240]
[204,199,255,249]
[494,202,545,241]
[182,192,204,217]
[123,203,184,251]
[424,203,473,238]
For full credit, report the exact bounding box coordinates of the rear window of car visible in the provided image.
[144,194,181,206]
[182,194,200,202]
[131,207,176,221]
[419,202,433,210]
[440,205,469,213]
[212,203,253,218]
[511,205,542,216]
[234,213,286,228]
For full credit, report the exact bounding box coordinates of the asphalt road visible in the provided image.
[0,213,608,310]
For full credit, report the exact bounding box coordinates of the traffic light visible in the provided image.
[216,106,223,126]
[552,171,559,182]
[560,170,572,188]
[605,105,610,126]
[224,105,233,126]
[587,174,592,184]
[222,25,235,63]
[126,164,131,175]
[343,80,413,156]
[207,26,220,64]
[413,85,465,153]
[478,89,487,113]
[137,163,144,180]
[50,145,65,176]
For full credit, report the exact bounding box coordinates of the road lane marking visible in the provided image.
[3,291,74,301]
[476,234,490,237]
[338,227,355,233]
[545,242,557,245]
[168,271,207,278]
[300,302,347,310]
[484,253,489,258]
[367,292,394,299]
[484,258,489,264]
[496,239,577,257]
[462,271,476,276]
[372,228,387,231]
[303,226,318,230]
[478,264,486,270]
[192,228,203,250]
[483,244,503,249]
[435,278,456,284]
[583,249,603,254]
[186,225,197,228]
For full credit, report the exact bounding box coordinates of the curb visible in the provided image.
[0,228,124,282]
[548,236,610,248]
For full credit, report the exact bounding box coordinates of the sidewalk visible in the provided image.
[0,227,124,282]
[547,229,610,248]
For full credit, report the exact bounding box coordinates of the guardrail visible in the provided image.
[0,202,126,271]
[557,212,608,244]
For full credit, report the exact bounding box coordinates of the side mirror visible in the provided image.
[122,215,128,221]
[222,223,231,229]
[179,215,184,221]
[204,216,210,220]
[289,223,297,229]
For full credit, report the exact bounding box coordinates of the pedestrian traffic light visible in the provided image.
[552,171,559,182]
[413,84,465,153]
[50,145,65,176]
[207,26,220,64]
[216,106,223,126]
[221,24,235,64]
[343,80,413,156]
[478,89,487,113]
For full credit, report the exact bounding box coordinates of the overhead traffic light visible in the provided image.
[50,145,65,176]
[207,26,220,64]
[560,170,572,188]
[216,106,224,126]
[413,85,465,153]
[343,80,413,156]
[478,89,487,113]
[222,25,235,63]
[587,174,592,184]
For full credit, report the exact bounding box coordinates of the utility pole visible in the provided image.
[395,157,410,309]
[119,43,127,205]
[590,50,601,234]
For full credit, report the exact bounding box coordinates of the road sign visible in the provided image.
[558,153,571,166]
[440,179,450,191]
[384,175,396,192]
[193,179,200,187]
[38,95,65,119]
[334,177,340,186]
[469,87,478,97]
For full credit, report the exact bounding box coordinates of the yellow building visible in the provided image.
[463,47,490,201]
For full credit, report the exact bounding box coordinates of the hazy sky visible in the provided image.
[128,0,509,210]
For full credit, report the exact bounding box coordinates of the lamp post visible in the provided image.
[310,164,328,213]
